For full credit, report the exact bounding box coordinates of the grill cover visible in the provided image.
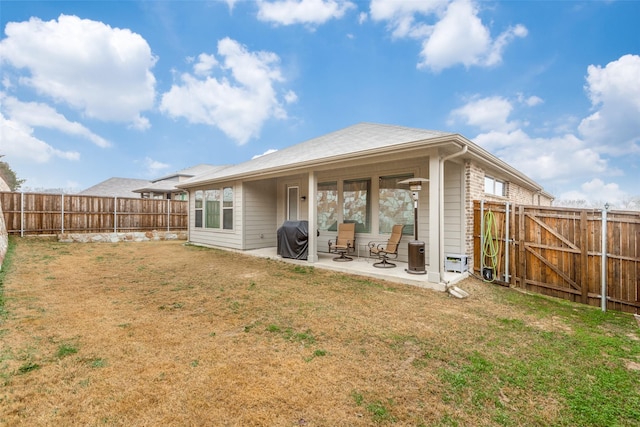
[277,220,309,260]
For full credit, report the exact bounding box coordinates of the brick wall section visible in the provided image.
[463,160,553,270]
[464,161,484,264]
[506,182,553,206]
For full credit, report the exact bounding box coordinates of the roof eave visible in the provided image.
[178,134,458,188]
[460,137,549,195]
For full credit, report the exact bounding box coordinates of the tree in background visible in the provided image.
[0,156,25,191]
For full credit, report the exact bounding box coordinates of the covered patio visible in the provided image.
[240,246,470,292]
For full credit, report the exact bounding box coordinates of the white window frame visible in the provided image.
[195,187,234,230]
[194,190,204,228]
[287,186,299,221]
[484,176,505,197]
[222,186,234,230]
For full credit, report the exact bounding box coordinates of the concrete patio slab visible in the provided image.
[240,247,469,292]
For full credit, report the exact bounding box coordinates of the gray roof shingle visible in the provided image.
[182,123,452,186]
[78,178,151,198]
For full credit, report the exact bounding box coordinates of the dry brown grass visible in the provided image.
[1,238,638,426]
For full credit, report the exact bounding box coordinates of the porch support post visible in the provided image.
[307,171,318,263]
[427,155,441,284]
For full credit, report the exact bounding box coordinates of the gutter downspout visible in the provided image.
[439,143,468,284]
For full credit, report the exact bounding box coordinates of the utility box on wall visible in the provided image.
[445,254,468,273]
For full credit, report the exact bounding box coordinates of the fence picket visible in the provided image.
[475,200,640,314]
[0,192,188,235]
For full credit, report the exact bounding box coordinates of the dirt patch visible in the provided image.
[0,239,627,425]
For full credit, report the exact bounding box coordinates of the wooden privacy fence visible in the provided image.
[0,192,188,235]
[474,200,640,314]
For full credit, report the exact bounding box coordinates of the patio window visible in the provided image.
[195,187,233,230]
[379,174,414,235]
[223,187,233,230]
[485,176,505,196]
[204,189,220,228]
[287,186,299,221]
[194,190,203,228]
[317,182,338,231]
[343,178,371,233]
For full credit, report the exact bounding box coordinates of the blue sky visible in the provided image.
[1,0,638,207]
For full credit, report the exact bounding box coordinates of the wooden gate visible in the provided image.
[474,201,640,314]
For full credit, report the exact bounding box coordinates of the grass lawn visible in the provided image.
[1,238,639,426]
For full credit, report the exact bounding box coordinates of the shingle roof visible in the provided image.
[152,164,227,183]
[78,178,151,198]
[134,165,231,193]
[182,123,452,186]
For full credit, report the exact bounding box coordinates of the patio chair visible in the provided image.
[328,222,356,261]
[368,224,404,268]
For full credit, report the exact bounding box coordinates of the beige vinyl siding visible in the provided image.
[244,179,277,250]
[188,182,243,250]
[414,182,430,263]
[443,162,464,256]
[276,175,308,224]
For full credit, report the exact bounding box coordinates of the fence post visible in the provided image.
[580,210,589,304]
[61,193,65,234]
[480,200,485,276]
[601,203,609,312]
[20,192,24,237]
[114,196,117,233]
[505,202,510,283]
[518,204,525,288]
[167,199,170,232]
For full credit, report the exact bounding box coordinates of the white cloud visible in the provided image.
[578,54,640,155]
[143,157,170,176]
[284,90,298,104]
[0,113,80,163]
[418,0,527,71]
[517,93,543,107]
[451,94,611,186]
[557,179,627,207]
[0,14,156,128]
[369,0,526,72]
[160,37,294,145]
[474,129,609,183]
[1,94,110,148]
[193,53,219,76]
[370,0,445,38]
[449,96,517,132]
[219,0,240,12]
[252,148,278,159]
[257,0,355,26]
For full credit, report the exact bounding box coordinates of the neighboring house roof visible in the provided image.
[79,165,228,198]
[133,164,229,194]
[151,164,226,183]
[132,180,182,193]
[179,122,551,197]
[78,177,151,198]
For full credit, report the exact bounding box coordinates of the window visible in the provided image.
[317,182,338,231]
[379,174,414,235]
[343,178,371,233]
[194,187,233,230]
[484,176,505,196]
[194,190,203,228]
[223,187,233,230]
[204,189,220,228]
